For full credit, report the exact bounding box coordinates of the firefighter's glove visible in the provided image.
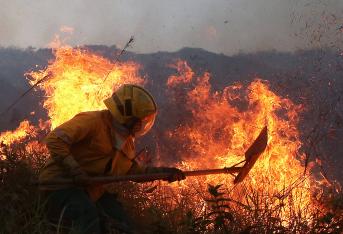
[147,167,185,183]
[62,155,90,186]
[164,167,185,183]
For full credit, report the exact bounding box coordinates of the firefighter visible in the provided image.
[39,84,185,233]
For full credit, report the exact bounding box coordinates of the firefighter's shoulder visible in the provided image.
[67,110,109,125]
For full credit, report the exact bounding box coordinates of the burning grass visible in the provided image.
[0,147,342,233]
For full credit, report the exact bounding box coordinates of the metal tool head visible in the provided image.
[234,126,268,184]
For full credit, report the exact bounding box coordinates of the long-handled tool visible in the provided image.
[35,126,268,186]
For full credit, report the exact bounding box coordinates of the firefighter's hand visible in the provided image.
[71,167,91,186]
[161,167,186,183]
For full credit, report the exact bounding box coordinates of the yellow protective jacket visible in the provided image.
[39,110,144,199]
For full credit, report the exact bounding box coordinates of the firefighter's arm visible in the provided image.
[45,113,95,182]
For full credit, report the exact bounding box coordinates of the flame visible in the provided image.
[28,44,143,128]
[162,60,317,222]
[0,120,37,146]
[0,41,143,165]
[0,120,39,161]
[167,60,194,87]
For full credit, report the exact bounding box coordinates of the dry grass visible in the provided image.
[0,144,342,234]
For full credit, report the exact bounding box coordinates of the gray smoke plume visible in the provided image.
[0,0,342,55]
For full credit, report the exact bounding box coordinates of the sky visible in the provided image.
[0,0,342,55]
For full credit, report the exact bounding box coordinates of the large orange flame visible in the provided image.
[0,42,143,165]
[28,44,143,128]
[161,60,317,222]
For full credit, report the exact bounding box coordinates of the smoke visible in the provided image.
[0,0,342,54]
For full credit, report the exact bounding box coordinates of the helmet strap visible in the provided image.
[112,93,133,118]
[112,93,124,115]
[124,116,141,135]
[123,85,133,116]
[124,99,133,116]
